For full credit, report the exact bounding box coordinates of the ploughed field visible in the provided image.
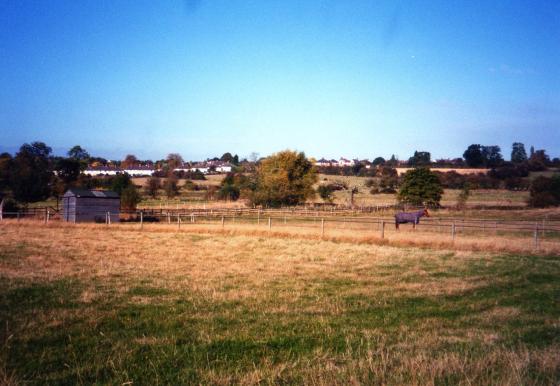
[0,223,559,384]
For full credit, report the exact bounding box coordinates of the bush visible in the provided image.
[121,185,141,211]
[163,177,180,198]
[317,185,335,202]
[528,175,560,207]
[145,177,161,198]
[251,150,317,207]
[528,192,558,208]
[398,168,443,207]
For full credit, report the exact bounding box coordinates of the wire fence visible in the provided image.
[2,207,559,250]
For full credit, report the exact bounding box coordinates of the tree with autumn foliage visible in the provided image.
[250,150,317,207]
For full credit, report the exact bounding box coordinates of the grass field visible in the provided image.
[1,222,559,384]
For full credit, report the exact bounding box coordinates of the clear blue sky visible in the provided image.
[1,0,559,161]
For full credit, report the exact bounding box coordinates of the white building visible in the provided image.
[83,167,120,176]
[123,166,154,177]
[338,158,355,167]
[215,163,233,173]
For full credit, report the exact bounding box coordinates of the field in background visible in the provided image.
[0,222,559,384]
[318,174,529,208]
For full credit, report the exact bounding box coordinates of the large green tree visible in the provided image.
[398,167,443,207]
[0,153,13,192]
[463,144,485,167]
[408,151,431,167]
[251,150,317,207]
[67,145,90,161]
[10,142,53,203]
[511,142,528,164]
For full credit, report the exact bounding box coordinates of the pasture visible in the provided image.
[1,222,559,384]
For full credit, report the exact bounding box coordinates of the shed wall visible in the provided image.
[75,198,120,223]
[62,196,120,223]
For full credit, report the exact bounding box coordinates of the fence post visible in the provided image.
[258,211,260,225]
[451,221,456,241]
[46,210,50,224]
[140,211,143,230]
[178,214,181,229]
[108,212,111,225]
[222,216,224,228]
[380,220,385,239]
[321,218,325,237]
[167,212,171,224]
[534,223,539,250]
[268,217,271,230]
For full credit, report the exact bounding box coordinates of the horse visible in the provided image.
[395,208,429,230]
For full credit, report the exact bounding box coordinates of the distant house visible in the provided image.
[315,158,333,167]
[189,164,210,174]
[62,189,120,223]
[83,166,120,176]
[338,158,354,167]
[123,166,154,177]
[215,163,233,173]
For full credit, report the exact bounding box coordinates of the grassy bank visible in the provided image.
[1,223,559,384]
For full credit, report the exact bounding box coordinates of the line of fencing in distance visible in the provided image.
[2,209,559,250]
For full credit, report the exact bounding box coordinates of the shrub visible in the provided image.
[317,185,335,202]
[398,168,443,207]
[251,150,317,207]
[528,175,560,207]
[121,185,141,210]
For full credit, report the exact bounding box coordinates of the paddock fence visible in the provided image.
[2,206,560,250]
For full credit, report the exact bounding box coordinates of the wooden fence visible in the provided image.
[3,207,559,250]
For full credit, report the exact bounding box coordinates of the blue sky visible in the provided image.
[1,0,559,161]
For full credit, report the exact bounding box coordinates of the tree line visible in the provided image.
[1,142,559,210]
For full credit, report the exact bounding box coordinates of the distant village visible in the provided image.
[85,157,381,177]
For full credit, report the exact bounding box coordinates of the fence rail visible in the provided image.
[2,207,559,251]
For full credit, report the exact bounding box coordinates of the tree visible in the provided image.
[372,157,385,166]
[218,173,250,201]
[378,166,399,193]
[0,153,13,192]
[456,183,471,209]
[481,145,503,167]
[386,154,398,167]
[511,142,528,164]
[55,158,81,183]
[528,149,550,171]
[145,177,161,199]
[528,176,560,207]
[121,185,141,210]
[251,150,317,207]
[408,151,431,167]
[220,152,234,163]
[463,144,485,167]
[166,153,184,170]
[110,173,132,195]
[67,145,90,161]
[398,168,443,207]
[10,142,53,203]
[163,175,180,198]
[317,185,335,202]
[121,154,138,169]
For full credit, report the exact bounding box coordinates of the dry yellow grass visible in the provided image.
[1,221,559,384]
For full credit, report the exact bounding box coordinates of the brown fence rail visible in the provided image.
[3,207,559,251]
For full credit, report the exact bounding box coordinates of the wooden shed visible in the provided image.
[62,189,120,223]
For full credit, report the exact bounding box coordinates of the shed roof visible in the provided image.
[63,189,120,199]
